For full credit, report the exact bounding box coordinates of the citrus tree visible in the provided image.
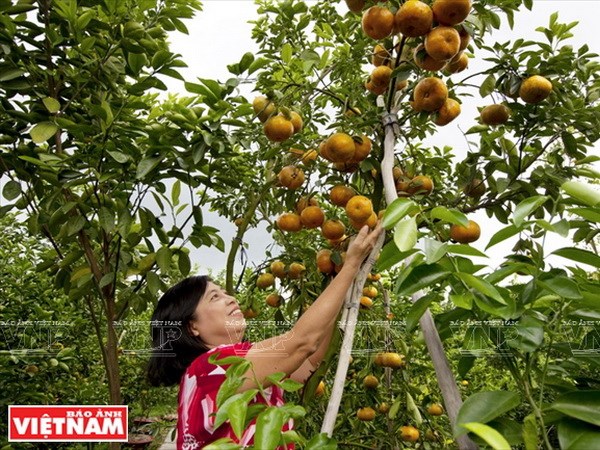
[195,0,600,448]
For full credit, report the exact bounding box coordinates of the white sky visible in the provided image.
[165,1,600,276]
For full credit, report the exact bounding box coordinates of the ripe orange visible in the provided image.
[463,179,486,198]
[316,249,335,274]
[345,0,365,14]
[315,380,326,397]
[277,212,303,232]
[351,135,372,163]
[363,285,378,298]
[234,217,244,227]
[327,132,356,163]
[360,296,373,308]
[396,79,408,91]
[434,97,461,126]
[289,111,303,134]
[319,140,333,162]
[407,175,434,195]
[270,260,287,278]
[414,44,446,71]
[458,25,470,50]
[384,352,406,369]
[480,104,510,126]
[444,52,469,73]
[296,196,318,214]
[378,403,390,414]
[334,161,360,173]
[365,79,388,95]
[266,293,281,308]
[371,65,392,87]
[287,262,306,279]
[432,0,471,26]
[357,407,376,421]
[321,220,346,240]
[365,211,378,229]
[264,115,294,142]
[256,273,275,289]
[396,177,412,196]
[519,75,552,103]
[243,308,258,319]
[346,195,374,222]
[361,6,395,40]
[301,148,318,165]
[372,44,392,67]
[252,96,275,122]
[363,374,379,389]
[393,166,404,181]
[425,26,460,61]
[450,220,481,243]
[330,185,355,207]
[395,0,433,38]
[413,77,448,112]
[300,205,325,229]
[427,403,444,416]
[400,425,420,442]
[278,165,305,190]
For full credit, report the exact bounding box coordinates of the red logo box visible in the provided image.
[8,405,128,442]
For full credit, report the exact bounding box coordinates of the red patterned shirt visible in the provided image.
[177,341,294,449]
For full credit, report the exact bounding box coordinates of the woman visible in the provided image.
[147,224,382,449]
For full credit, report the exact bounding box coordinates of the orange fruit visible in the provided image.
[378,403,390,414]
[300,205,325,229]
[357,407,376,421]
[234,217,244,227]
[450,220,481,243]
[301,149,318,165]
[393,166,404,181]
[334,161,360,173]
[414,44,446,71]
[365,78,388,95]
[330,185,355,207]
[480,104,510,126]
[432,0,471,26]
[252,96,275,122]
[256,273,275,289]
[334,251,346,273]
[296,196,318,214]
[458,25,470,50]
[463,179,486,198]
[319,140,333,162]
[266,293,281,308]
[315,380,326,397]
[427,403,444,416]
[287,262,306,279]
[264,115,294,142]
[277,212,302,232]
[371,65,392,87]
[316,249,335,274]
[396,79,408,91]
[382,352,406,369]
[374,352,385,366]
[361,6,395,40]
[413,77,448,112]
[327,132,356,163]
[425,26,460,61]
[270,260,287,278]
[434,97,461,126]
[444,52,469,73]
[400,425,420,442]
[461,380,469,386]
[345,0,365,13]
[362,285,378,298]
[372,44,392,67]
[519,75,552,103]
[363,374,379,389]
[344,106,361,117]
[321,220,346,240]
[407,175,434,195]
[351,135,372,163]
[278,165,305,190]
[360,296,373,308]
[365,211,378,229]
[243,308,258,319]
[289,111,303,134]
[346,195,373,223]
[396,177,412,196]
[395,0,433,38]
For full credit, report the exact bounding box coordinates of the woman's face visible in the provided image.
[188,282,246,348]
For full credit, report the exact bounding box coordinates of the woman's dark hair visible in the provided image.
[146,275,210,387]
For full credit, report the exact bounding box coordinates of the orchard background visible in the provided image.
[1,0,599,449]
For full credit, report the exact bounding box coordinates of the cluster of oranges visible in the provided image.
[392,167,434,197]
[319,132,372,173]
[252,95,303,143]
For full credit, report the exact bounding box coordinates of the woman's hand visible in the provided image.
[344,222,384,269]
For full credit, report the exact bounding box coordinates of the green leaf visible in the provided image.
[562,181,600,207]
[213,390,257,430]
[396,264,450,297]
[552,391,600,426]
[98,207,115,233]
[507,315,544,353]
[203,439,239,450]
[450,291,474,309]
[447,244,488,258]
[552,247,600,269]
[178,250,191,276]
[381,198,417,229]
[305,433,337,450]
[480,74,497,97]
[156,246,172,273]
[423,238,448,264]
[539,277,582,299]
[455,391,520,436]
[406,293,436,332]
[66,216,86,236]
[254,407,285,450]
[430,206,469,226]
[42,97,60,113]
[523,414,538,450]
[30,122,58,143]
[513,195,548,228]
[107,150,129,163]
[2,180,21,201]
[558,418,600,450]
[486,224,519,250]
[281,43,293,64]
[393,216,417,252]
[171,180,181,206]
[461,422,511,450]
[375,241,417,272]
[568,207,600,223]
[456,273,507,304]
[136,157,161,179]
